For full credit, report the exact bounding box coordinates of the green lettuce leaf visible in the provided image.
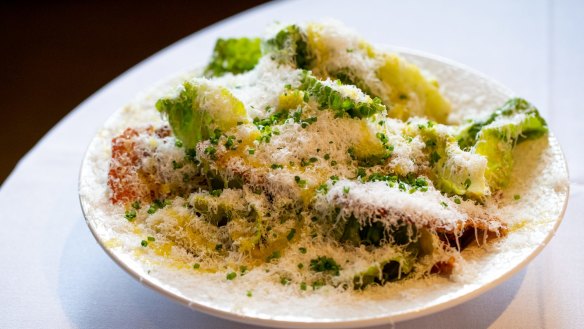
[204,37,262,77]
[264,25,312,68]
[458,98,548,188]
[156,81,248,148]
[299,71,385,119]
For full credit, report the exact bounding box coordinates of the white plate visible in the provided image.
[79,48,569,328]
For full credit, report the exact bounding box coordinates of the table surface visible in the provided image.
[1,0,582,328]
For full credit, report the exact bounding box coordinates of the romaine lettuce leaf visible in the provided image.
[204,38,262,77]
[264,25,312,69]
[409,122,488,199]
[377,54,452,123]
[156,81,248,148]
[458,98,548,188]
[299,71,385,119]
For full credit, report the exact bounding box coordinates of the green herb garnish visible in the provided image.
[124,209,137,221]
[310,256,341,276]
[287,228,296,241]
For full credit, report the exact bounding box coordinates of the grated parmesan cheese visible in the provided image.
[99,21,553,293]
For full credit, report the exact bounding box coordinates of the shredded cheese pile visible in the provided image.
[104,21,533,292]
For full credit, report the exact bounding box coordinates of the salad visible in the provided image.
[104,21,549,292]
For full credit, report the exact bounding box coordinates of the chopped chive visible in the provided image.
[124,209,137,221]
[226,272,237,280]
[193,263,200,269]
[287,228,296,241]
[147,236,155,242]
[376,132,389,144]
[267,250,281,261]
[172,160,183,170]
[240,265,248,274]
[131,201,141,210]
[224,136,235,149]
[204,146,217,156]
[140,240,148,247]
[316,183,329,194]
[309,256,340,276]
[294,176,307,188]
[147,199,168,214]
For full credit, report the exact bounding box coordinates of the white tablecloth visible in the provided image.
[1,0,582,328]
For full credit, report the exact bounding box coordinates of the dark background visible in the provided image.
[0,0,269,185]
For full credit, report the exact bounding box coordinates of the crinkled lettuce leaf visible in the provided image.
[204,37,262,77]
[458,98,548,188]
[156,80,248,148]
[299,71,385,119]
[264,25,312,69]
[407,122,488,199]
